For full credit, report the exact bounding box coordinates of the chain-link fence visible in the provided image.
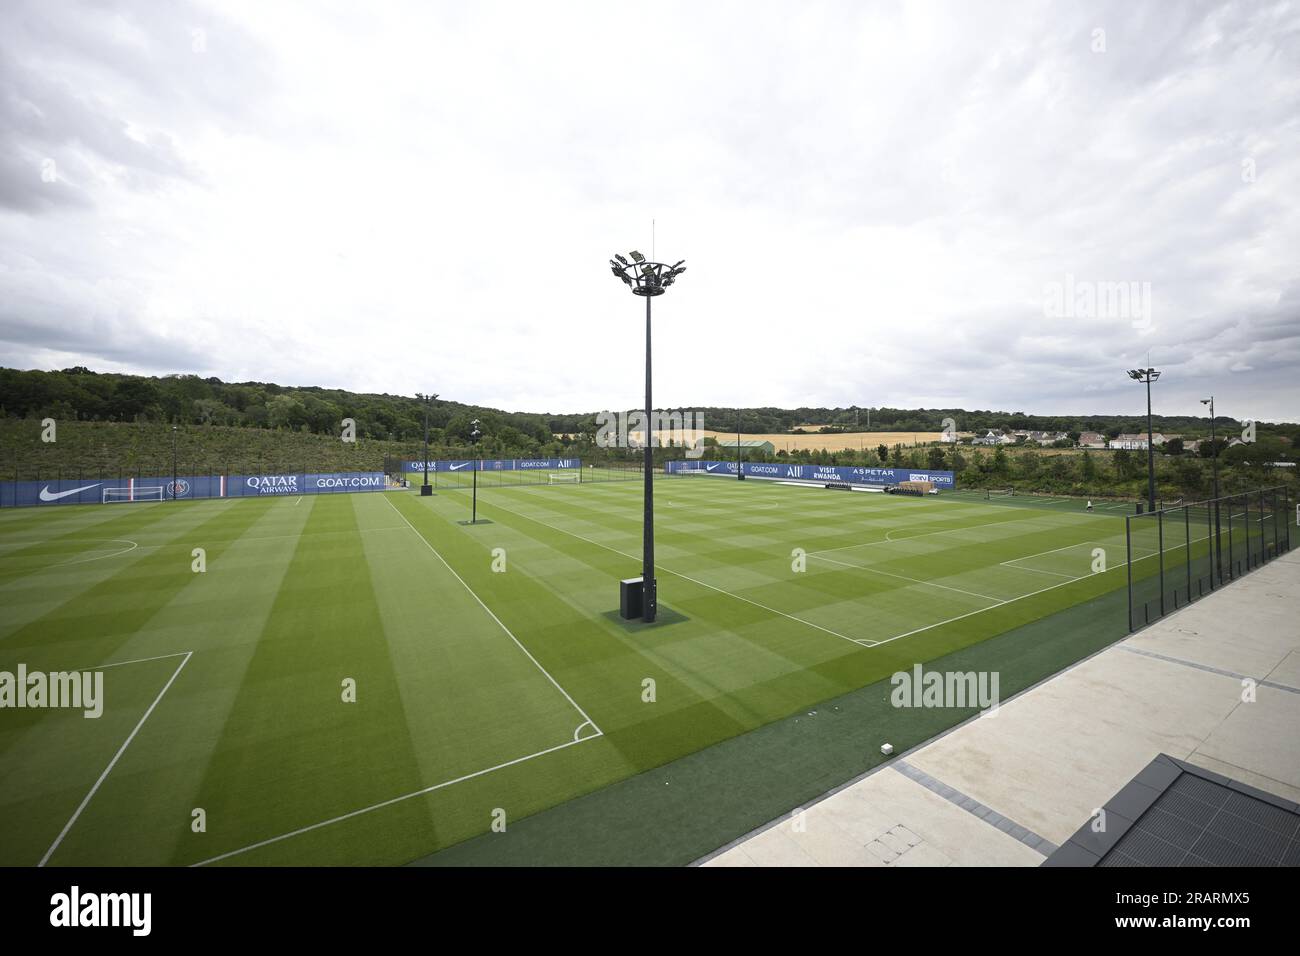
[392,462,647,491]
[1126,485,1293,630]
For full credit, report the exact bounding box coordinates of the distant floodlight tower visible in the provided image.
[421,393,437,497]
[469,419,482,524]
[609,251,687,622]
[1127,367,1161,513]
[171,424,179,502]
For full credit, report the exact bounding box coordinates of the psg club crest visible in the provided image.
[168,478,191,499]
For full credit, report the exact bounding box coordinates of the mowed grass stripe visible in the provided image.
[181,495,436,865]
[0,499,266,668]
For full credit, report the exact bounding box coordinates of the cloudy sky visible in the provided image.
[2,0,1298,421]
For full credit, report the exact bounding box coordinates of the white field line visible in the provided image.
[55,539,139,567]
[383,495,602,733]
[292,496,303,505]
[873,574,1094,647]
[470,495,871,648]
[0,538,141,580]
[810,551,1004,603]
[1011,565,1077,579]
[38,650,193,867]
[812,513,1098,556]
[873,527,1230,647]
[191,734,596,867]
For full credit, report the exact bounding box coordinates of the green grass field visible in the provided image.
[0,475,1212,866]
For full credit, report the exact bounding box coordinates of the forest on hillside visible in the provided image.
[4,367,1295,447]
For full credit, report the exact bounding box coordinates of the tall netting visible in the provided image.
[1127,486,1293,630]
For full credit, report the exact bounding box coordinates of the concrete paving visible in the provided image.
[702,550,1300,867]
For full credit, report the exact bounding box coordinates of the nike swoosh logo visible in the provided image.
[450,462,471,470]
[40,483,101,502]
[706,464,720,471]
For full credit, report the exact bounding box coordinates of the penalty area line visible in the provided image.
[38,651,193,867]
[383,494,602,734]
[190,734,601,866]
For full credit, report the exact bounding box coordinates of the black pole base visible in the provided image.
[420,484,433,496]
[642,576,657,622]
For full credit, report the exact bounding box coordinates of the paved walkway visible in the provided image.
[702,550,1300,867]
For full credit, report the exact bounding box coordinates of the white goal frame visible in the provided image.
[103,486,165,503]
[547,473,580,485]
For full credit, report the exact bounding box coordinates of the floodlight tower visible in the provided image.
[171,424,178,502]
[421,393,437,496]
[737,408,745,480]
[1127,367,1161,513]
[609,250,687,622]
[469,419,482,524]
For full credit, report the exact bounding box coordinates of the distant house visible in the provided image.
[972,430,1014,446]
[1109,433,1153,450]
[1078,431,1107,449]
[1028,430,1069,445]
[1183,439,1203,455]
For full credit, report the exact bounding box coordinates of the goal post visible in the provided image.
[547,473,580,485]
[103,486,165,503]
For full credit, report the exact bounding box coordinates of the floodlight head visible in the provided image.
[608,253,687,296]
[1149,370,1161,382]
[1127,369,1142,380]
[1201,397,1211,405]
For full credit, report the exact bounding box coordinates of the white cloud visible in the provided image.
[1,0,1297,421]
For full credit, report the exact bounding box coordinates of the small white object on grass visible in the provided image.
[880,743,894,756]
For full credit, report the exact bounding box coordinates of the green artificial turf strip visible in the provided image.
[1,477,1261,866]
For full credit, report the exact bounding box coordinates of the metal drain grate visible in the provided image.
[1043,755,1300,867]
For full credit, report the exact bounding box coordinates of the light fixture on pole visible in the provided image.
[1127,367,1161,513]
[609,250,687,623]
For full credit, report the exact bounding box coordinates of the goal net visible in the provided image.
[103,486,165,503]
[987,488,1015,498]
[547,473,580,485]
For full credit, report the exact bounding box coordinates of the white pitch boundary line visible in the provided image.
[873,574,1094,647]
[872,526,1236,647]
[810,551,1005,603]
[383,495,602,733]
[38,650,193,867]
[468,495,872,649]
[811,512,1100,557]
[191,734,595,867]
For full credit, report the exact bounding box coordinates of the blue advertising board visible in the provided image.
[0,471,391,508]
[665,460,955,488]
[403,458,581,473]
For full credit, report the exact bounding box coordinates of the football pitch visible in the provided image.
[1,476,1161,866]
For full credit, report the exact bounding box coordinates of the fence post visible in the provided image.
[1245,492,1252,570]
[1157,510,1165,617]
[1228,499,1235,579]
[1126,515,1133,632]
[1185,505,1191,604]
[1206,504,1215,591]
